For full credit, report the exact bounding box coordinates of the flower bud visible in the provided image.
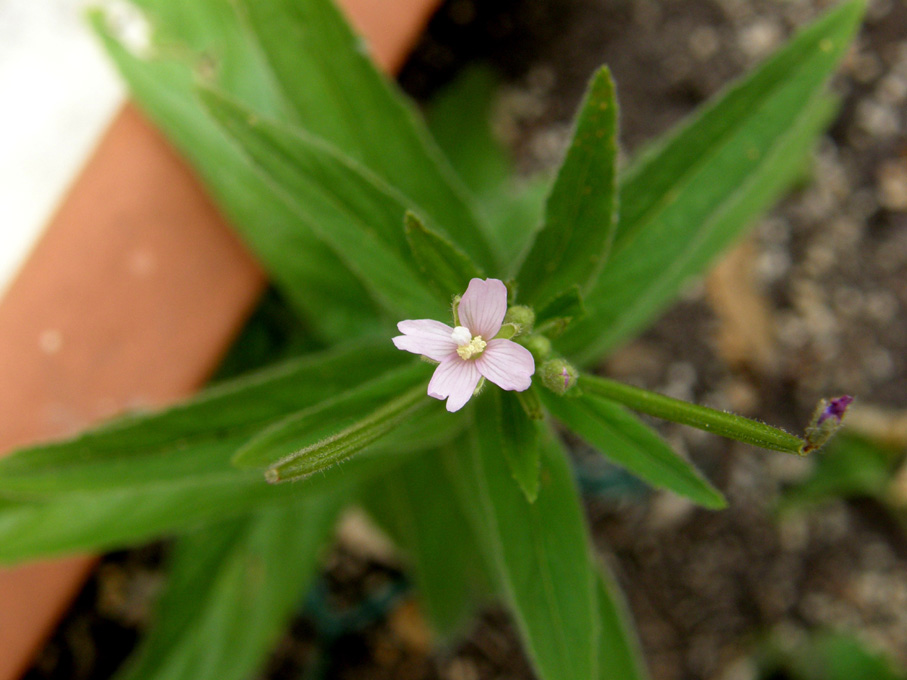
[802,395,853,454]
[523,335,552,362]
[504,305,535,334]
[540,359,578,395]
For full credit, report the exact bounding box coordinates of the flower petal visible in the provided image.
[393,319,458,361]
[459,278,507,339]
[476,339,535,392]
[427,358,482,412]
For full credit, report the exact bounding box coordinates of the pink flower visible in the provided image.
[393,278,536,412]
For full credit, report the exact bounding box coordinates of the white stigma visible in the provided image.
[451,326,472,345]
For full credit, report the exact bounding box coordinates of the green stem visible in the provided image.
[580,374,805,454]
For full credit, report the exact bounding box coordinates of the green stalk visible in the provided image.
[580,374,805,454]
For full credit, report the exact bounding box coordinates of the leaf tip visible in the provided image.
[704,490,729,511]
[592,63,615,87]
[403,209,422,226]
[522,487,540,504]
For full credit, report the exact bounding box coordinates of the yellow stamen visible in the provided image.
[456,335,486,360]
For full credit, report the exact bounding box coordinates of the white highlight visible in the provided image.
[0,0,125,295]
[38,329,63,355]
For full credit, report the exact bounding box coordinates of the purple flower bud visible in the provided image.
[817,395,853,425]
[540,358,577,395]
[802,394,854,454]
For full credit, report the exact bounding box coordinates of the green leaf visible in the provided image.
[369,403,468,458]
[464,415,599,680]
[811,635,907,680]
[0,341,404,494]
[517,67,619,306]
[778,434,895,512]
[235,0,498,272]
[489,179,551,268]
[232,362,431,470]
[252,384,434,483]
[579,374,805,455]
[540,389,726,509]
[361,450,491,638]
[114,497,340,680]
[122,1,289,115]
[560,1,863,363]
[594,564,650,680]
[495,391,542,503]
[761,630,907,680]
[0,447,400,564]
[426,67,511,197]
[89,6,379,341]
[404,211,484,304]
[200,88,446,320]
[535,286,586,337]
[427,67,549,265]
[0,342,425,562]
[810,634,906,680]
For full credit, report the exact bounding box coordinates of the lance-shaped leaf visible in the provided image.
[594,564,650,680]
[113,496,340,680]
[201,88,440,320]
[426,67,550,264]
[464,415,600,680]
[0,341,405,494]
[236,0,498,272]
[369,403,467,458]
[496,390,542,503]
[441,434,647,679]
[404,211,484,304]
[560,0,862,363]
[258,383,435,483]
[426,67,511,198]
[361,451,491,638]
[0,445,401,564]
[535,286,586,338]
[0,342,425,562]
[232,362,431,469]
[89,7,378,341]
[540,389,726,509]
[516,67,619,306]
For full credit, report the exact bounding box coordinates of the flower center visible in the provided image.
[452,326,486,360]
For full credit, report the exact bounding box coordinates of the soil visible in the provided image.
[25,0,907,679]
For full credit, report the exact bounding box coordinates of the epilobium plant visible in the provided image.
[0,1,864,679]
